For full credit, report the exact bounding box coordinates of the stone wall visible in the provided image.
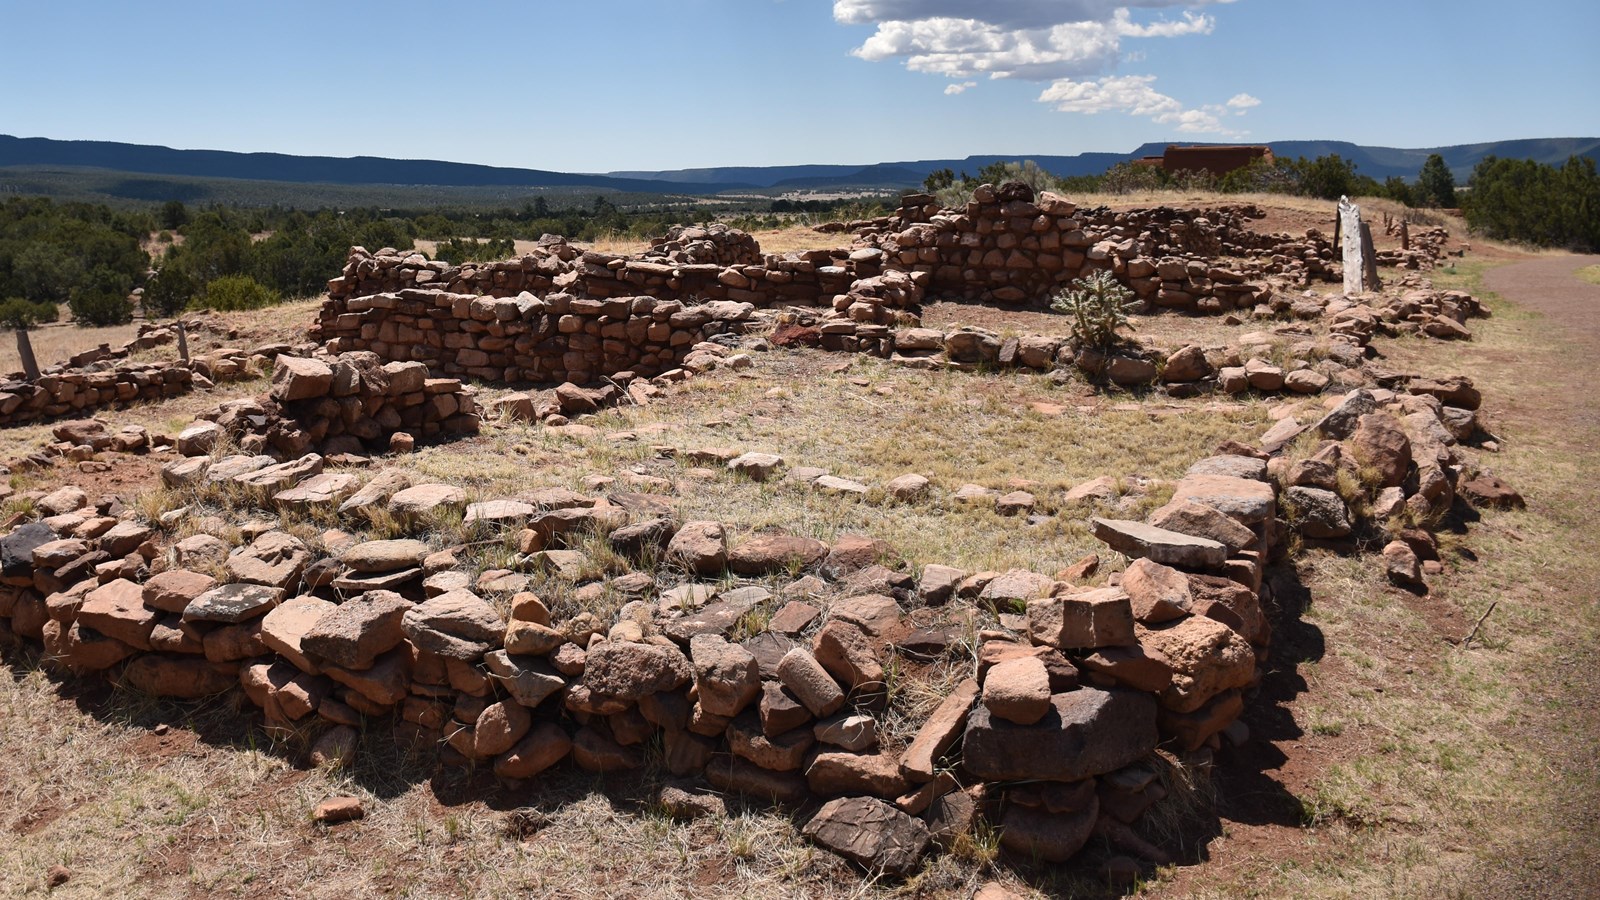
[0,304,1502,875]
[312,289,762,385]
[0,363,194,428]
[325,185,1451,331]
[0,436,1288,872]
[166,351,481,465]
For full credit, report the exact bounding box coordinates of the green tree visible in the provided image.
[1464,155,1600,250]
[433,236,516,264]
[1417,154,1458,208]
[160,200,190,230]
[1294,154,1359,200]
[922,168,956,193]
[68,290,133,327]
[1382,176,1416,207]
[142,264,198,319]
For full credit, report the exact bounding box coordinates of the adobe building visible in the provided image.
[1137,145,1274,177]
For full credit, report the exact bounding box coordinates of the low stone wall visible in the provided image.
[325,186,1453,330]
[168,351,481,463]
[0,363,194,428]
[312,289,762,385]
[0,436,1287,872]
[0,369,1501,872]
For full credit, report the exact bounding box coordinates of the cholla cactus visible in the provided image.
[1051,270,1136,351]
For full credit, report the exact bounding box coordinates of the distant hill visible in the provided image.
[0,135,751,194]
[2,133,1595,203]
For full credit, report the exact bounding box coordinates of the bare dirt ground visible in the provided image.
[1466,255,1600,900]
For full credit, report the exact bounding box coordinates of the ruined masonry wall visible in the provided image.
[312,290,760,385]
[0,364,194,429]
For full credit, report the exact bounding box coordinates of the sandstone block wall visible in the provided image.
[166,351,482,464]
[0,438,1286,871]
[312,289,761,385]
[322,188,1343,323]
[0,364,193,428]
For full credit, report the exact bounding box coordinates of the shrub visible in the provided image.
[1100,162,1165,195]
[1219,158,1301,195]
[0,297,59,330]
[196,274,280,311]
[974,160,1058,197]
[68,290,134,327]
[1051,270,1136,351]
[432,236,516,264]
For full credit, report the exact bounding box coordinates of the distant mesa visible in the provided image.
[1,133,1596,195]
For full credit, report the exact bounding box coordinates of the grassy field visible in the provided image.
[0,210,1595,897]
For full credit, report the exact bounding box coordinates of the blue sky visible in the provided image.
[1,0,1595,172]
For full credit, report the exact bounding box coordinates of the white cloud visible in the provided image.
[944,81,978,95]
[845,10,1216,82]
[834,0,1233,32]
[835,0,1255,134]
[852,17,1127,80]
[1038,74,1247,136]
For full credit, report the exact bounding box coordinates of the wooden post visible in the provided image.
[15,328,39,381]
[1359,221,1383,292]
[176,320,190,362]
[1400,220,1411,251]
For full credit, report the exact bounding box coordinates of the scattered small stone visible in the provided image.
[313,796,365,824]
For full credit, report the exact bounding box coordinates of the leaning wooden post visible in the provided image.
[1359,220,1383,292]
[15,328,39,381]
[176,320,190,362]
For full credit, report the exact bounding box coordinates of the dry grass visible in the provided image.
[1577,264,1600,286]
[1,319,144,375]
[0,296,322,379]
[747,226,849,256]
[439,354,1270,577]
[0,659,942,900]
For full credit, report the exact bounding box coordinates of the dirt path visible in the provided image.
[1469,253,1600,899]
[1484,254,1600,341]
